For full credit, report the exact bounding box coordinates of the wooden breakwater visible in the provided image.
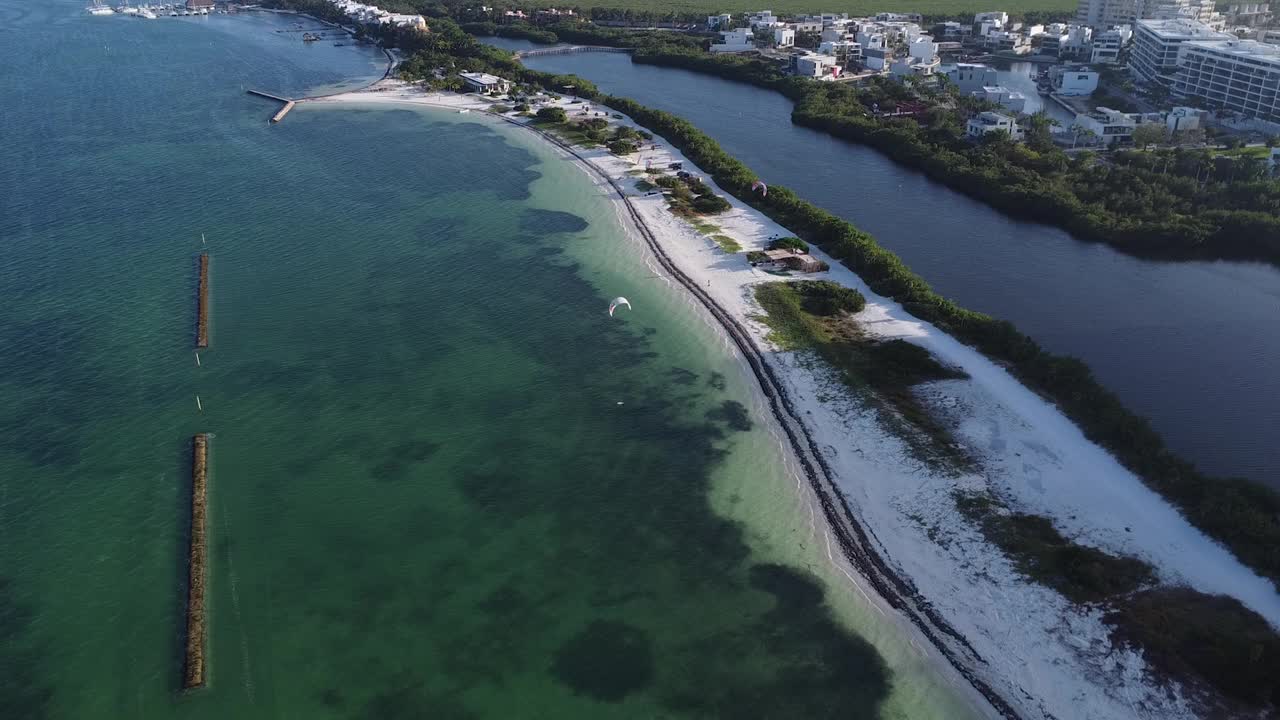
[183,433,210,689]
[196,253,209,348]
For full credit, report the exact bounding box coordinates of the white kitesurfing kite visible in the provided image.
[609,297,631,317]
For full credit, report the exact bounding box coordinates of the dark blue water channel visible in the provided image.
[489,37,1280,488]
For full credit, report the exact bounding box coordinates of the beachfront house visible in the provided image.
[459,72,511,96]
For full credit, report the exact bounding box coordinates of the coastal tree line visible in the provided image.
[451,16,1280,266]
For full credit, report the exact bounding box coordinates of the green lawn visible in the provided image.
[520,0,1073,17]
[1211,145,1272,159]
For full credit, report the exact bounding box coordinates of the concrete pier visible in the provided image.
[246,88,290,103]
[183,434,210,690]
[271,100,296,123]
[247,89,295,123]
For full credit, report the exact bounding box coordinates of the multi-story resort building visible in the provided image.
[1130,18,1230,84]
[1173,39,1280,120]
[1077,0,1219,28]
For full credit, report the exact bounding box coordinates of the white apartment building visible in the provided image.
[976,85,1028,112]
[819,40,863,64]
[876,11,922,21]
[1077,0,1219,28]
[967,111,1023,139]
[1077,0,1141,26]
[987,30,1032,54]
[707,14,731,29]
[711,28,755,53]
[944,63,999,92]
[1051,65,1101,94]
[975,11,1009,27]
[909,35,939,64]
[1130,18,1230,84]
[1173,39,1280,120]
[1073,106,1138,144]
[863,47,892,71]
[795,53,843,78]
[774,27,796,47]
[1091,25,1132,63]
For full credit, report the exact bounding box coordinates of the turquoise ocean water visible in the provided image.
[0,3,980,718]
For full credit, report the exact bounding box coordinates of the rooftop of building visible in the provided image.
[973,110,1015,123]
[1135,18,1232,40]
[459,72,508,84]
[1181,37,1280,61]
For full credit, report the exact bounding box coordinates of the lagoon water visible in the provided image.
[493,38,1280,488]
[0,3,980,718]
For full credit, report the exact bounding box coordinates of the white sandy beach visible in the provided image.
[306,81,1280,720]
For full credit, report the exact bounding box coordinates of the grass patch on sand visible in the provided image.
[711,234,741,253]
[532,118,602,148]
[955,493,1155,604]
[754,281,969,469]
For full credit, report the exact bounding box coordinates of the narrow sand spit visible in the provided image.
[305,82,1280,720]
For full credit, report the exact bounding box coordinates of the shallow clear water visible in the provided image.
[0,4,980,718]
[489,37,1280,488]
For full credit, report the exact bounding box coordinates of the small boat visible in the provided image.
[458,109,470,114]
[86,0,115,14]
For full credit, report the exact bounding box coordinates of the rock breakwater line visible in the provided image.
[183,433,210,689]
[196,253,209,349]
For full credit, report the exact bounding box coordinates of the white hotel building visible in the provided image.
[1173,39,1280,120]
[1130,18,1230,84]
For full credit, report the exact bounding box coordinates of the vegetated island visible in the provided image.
[461,16,1280,267]
[280,7,1280,718]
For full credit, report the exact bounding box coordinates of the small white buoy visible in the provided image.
[616,401,624,405]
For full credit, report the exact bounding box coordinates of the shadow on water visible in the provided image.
[553,620,654,702]
[0,577,53,719]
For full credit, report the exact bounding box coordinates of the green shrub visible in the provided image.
[536,106,567,123]
[1107,588,1280,707]
[769,236,809,252]
[608,139,638,155]
[791,280,864,315]
[692,193,731,214]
